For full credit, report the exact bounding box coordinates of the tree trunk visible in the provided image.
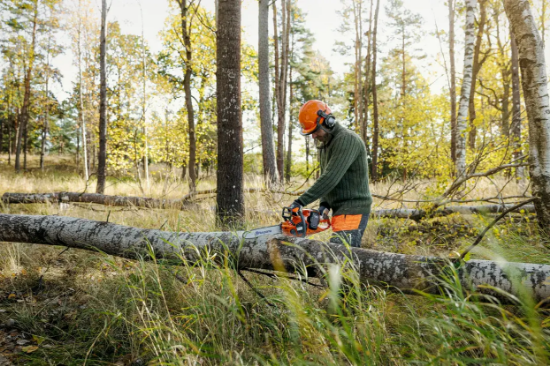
[504,0,550,229]
[15,1,38,174]
[258,0,279,185]
[456,0,477,177]
[140,4,150,191]
[274,0,291,182]
[361,0,374,145]
[40,38,52,171]
[97,0,108,194]
[467,0,488,150]
[178,0,197,193]
[216,0,244,228]
[0,213,548,302]
[79,29,89,181]
[510,31,524,177]
[285,66,293,184]
[449,0,457,164]
[371,0,380,182]
[353,0,363,132]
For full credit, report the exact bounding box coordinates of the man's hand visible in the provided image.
[318,204,330,219]
[289,200,303,213]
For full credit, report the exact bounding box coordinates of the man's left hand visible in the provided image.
[288,200,303,213]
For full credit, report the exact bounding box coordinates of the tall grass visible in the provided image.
[0,156,548,364]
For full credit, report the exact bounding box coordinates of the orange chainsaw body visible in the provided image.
[281,207,331,237]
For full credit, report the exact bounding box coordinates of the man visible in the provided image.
[289,100,372,248]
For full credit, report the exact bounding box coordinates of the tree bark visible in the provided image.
[510,31,524,177]
[258,0,279,186]
[371,0,380,182]
[96,0,108,194]
[361,0,374,144]
[216,0,244,228]
[456,0,477,177]
[274,0,291,182]
[40,37,52,171]
[467,0,488,150]
[504,0,550,229]
[177,0,197,193]
[352,0,363,132]
[373,204,535,221]
[0,213,548,302]
[449,0,457,164]
[1,192,183,209]
[2,191,536,220]
[285,64,293,183]
[15,0,38,174]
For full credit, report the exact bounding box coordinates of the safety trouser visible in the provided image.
[329,214,369,248]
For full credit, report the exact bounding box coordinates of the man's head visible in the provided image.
[298,100,336,140]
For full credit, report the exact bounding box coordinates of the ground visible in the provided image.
[0,155,548,365]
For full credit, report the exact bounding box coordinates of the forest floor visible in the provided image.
[0,155,548,365]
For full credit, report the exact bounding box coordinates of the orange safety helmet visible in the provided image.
[298,100,334,136]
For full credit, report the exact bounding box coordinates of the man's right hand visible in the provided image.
[318,204,330,219]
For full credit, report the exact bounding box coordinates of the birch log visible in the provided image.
[456,0,477,177]
[503,0,550,228]
[0,213,548,303]
[1,192,183,209]
[2,192,535,220]
[373,204,535,221]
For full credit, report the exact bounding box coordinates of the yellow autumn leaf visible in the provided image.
[22,345,39,353]
[8,293,16,300]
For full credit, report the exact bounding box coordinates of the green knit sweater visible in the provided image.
[298,122,372,216]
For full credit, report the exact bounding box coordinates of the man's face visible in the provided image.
[311,128,328,142]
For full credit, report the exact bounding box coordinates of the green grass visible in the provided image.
[0,156,549,365]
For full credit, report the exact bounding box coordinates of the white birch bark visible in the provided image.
[456,0,477,177]
[2,192,535,220]
[0,213,548,303]
[503,0,550,228]
[1,192,183,209]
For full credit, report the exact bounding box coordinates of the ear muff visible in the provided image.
[317,110,336,129]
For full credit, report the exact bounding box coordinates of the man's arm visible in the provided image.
[297,134,360,206]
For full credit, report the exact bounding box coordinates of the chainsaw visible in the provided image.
[242,206,331,239]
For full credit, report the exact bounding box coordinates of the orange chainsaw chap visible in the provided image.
[331,214,362,232]
[281,209,331,236]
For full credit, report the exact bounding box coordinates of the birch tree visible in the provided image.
[258,0,278,185]
[449,0,457,164]
[510,31,524,177]
[503,0,550,228]
[456,0,477,177]
[371,0,380,181]
[273,0,291,181]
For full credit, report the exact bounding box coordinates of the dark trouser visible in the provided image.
[329,214,369,248]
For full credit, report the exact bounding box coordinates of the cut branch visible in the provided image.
[0,213,548,303]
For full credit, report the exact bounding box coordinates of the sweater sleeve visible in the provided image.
[298,134,360,206]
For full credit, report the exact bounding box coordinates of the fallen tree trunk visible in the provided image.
[0,213,548,303]
[373,204,536,221]
[1,192,183,209]
[2,192,536,221]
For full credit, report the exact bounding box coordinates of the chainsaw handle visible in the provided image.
[281,206,307,237]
